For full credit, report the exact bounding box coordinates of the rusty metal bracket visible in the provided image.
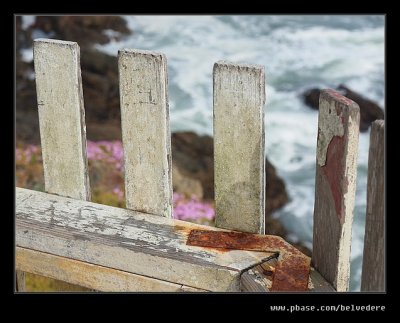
[187,229,311,291]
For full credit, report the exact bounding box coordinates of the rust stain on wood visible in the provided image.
[186,229,310,291]
[272,254,310,291]
[324,88,355,107]
[187,229,270,250]
[321,135,346,224]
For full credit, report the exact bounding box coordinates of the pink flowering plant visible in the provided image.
[87,141,124,172]
[173,192,215,225]
[16,143,44,191]
[16,140,215,224]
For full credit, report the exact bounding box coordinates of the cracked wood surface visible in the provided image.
[119,49,172,217]
[33,39,90,201]
[213,61,266,234]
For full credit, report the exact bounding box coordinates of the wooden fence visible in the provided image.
[15,39,385,292]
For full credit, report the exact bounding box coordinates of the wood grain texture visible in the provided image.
[119,49,172,217]
[16,188,274,291]
[213,61,266,234]
[312,89,360,291]
[241,262,274,292]
[17,247,204,292]
[33,39,90,201]
[240,257,335,292]
[16,270,26,292]
[361,120,385,292]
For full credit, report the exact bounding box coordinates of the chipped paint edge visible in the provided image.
[335,107,360,291]
[317,92,345,167]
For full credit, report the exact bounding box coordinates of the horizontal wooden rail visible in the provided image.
[16,187,333,292]
[17,247,204,292]
[16,187,272,291]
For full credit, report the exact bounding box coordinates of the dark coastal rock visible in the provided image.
[16,16,32,51]
[303,88,320,111]
[80,49,121,122]
[302,86,384,132]
[265,217,287,236]
[32,16,130,48]
[171,132,214,199]
[16,17,39,143]
[337,85,384,132]
[265,158,289,216]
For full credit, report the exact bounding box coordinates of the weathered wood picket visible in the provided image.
[361,120,385,292]
[15,39,385,292]
[313,91,360,292]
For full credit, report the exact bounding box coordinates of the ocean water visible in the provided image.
[24,15,385,291]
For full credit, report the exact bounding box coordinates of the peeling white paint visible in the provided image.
[316,99,345,167]
[336,111,359,291]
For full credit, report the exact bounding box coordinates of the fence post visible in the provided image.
[361,120,385,291]
[312,89,360,291]
[213,61,266,234]
[18,38,92,292]
[118,49,172,217]
[33,39,91,200]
